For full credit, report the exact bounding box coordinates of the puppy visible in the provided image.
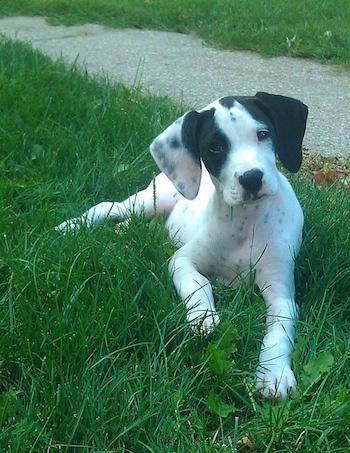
[57,92,308,398]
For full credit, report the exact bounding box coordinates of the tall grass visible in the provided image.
[0,38,349,451]
[1,0,350,66]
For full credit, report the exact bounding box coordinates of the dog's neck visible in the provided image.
[209,178,265,225]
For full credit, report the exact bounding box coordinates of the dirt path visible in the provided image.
[1,16,349,157]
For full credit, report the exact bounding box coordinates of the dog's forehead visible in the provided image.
[200,97,267,132]
[221,96,273,127]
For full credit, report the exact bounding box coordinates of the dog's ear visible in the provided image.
[150,109,215,199]
[255,92,308,173]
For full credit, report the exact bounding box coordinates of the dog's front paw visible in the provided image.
[186,308,220,334]
[55,217,83,233]
[256,361,297,400]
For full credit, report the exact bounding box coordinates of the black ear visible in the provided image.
[255,92,308,173]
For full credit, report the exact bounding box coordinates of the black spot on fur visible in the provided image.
[176,181,185,192]
[153,139,164,152]
[155,148,166,161]
[161,157,176,176]
[219,96,236,109]
[168,137,180,149]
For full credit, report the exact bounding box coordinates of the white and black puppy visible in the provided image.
[57,92,308,399]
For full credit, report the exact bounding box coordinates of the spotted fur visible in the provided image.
[56,92,308,400]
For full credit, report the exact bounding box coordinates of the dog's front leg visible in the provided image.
[169,250,219,333]
[56,173,180,233]
[56,201,129,232]
[255,283,298,399]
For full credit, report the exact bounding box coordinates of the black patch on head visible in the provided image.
[181,108,230,178]
[196,110,230,178]
[219,96,236,109]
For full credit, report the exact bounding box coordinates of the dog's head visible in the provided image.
[150,92,308,206]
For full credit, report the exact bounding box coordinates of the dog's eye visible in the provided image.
[209,142,224,154]
[257,129,270,141]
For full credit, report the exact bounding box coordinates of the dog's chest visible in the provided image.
[166,198,269,285]
[203,212,267,284]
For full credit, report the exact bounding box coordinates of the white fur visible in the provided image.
[56,95,306,399]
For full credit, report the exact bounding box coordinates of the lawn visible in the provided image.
[0,2,350,452]
[1,0,350,66]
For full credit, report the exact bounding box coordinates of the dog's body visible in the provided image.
[57,92,308,399]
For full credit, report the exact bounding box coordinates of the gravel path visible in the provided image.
[1,16,349,157]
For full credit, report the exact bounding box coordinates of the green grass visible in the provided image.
[1,0,350,66]
[0,38,350,451]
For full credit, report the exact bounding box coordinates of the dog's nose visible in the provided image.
[238,169,263,194]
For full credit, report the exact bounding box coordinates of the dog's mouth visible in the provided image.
[222,183,273,207]
[242,191,267,203]
[225,192,267,207]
